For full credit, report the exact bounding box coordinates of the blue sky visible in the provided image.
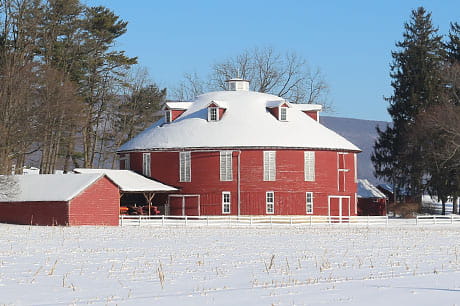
[85,0,459,121]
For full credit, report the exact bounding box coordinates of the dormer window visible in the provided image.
[208,107,219,121]
[280,107,287,121]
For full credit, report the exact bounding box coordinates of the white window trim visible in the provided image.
[266,191,274,214]
[142,153,151,177]
[179,151,191,182]
[165,110,172,123]
[222,191,231,214]
[220,151,233,181]
[263,151,276,181]
[119,153,130,170]
[304,151,315,181]
[306,192,314,214]
[354,153,357,183]
[208,107,219,121]
[337,152,349,191]
[279,106,288,121]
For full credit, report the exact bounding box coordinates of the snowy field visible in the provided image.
[1,224,460,305]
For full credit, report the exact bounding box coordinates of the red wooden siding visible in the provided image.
[69,176,120,226]
[128,149,357,216]
[358,198,386,216]
[0,201,69,225]
[304,111,318,121]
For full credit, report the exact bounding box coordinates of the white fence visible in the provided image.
[119,214,460,227]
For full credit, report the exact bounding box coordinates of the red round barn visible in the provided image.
[118,79,361,216]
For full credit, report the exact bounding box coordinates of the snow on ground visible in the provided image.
[1,224,460,305]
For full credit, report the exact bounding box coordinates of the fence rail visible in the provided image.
[119,214,460,227]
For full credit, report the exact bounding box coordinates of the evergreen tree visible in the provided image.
[372,7,444,199]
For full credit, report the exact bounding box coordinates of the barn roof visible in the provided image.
[0,173,105,202]
[73,169,178,193]
[118,90,360,152]
[357,179,387,199]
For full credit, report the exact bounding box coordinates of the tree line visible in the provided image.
[0,0,166,174]
[372,7,460,214]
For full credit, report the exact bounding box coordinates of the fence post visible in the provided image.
[416,216,418,225]
[310,215,312,227]
[452,214,454,224]
[185,215,188,226]
[162,215,164,226]
[270,216,272,228]
[207,216,209,226]
[386,216,389,226]
[434,215,437,225]
[120,214,123,227]
[138,216,141,226]
[250,216,253,226]
[290,217,293,226]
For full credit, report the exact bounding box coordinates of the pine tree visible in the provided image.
[372,7,444,199]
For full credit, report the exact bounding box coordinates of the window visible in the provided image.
[266,191,274,214]
[306,192,313,214]
[220,151,233,181]
[338,153,348,192]
[304,151,315,181]
[208,107,218,121]
[119,153,130,170]
[222,192,231,214]
[179,151,191,182]
[280,107,287,121]
[263,151,276,181]
[142,153,151,177]
[165,110,172,123]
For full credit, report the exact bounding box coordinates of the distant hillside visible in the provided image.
[320,116,390,185]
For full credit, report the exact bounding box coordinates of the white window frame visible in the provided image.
[179,151,191,182]
[337,152,348,191]
[222,191,231,214]
[165,110,172,123]
[208,107,219,121]
[266,191,274,214]
[306,192,313,214]
[220,151,233,181]
[142,153,151,177]
[263,151,276,181]
[119,153,130,170]
[304,151,315,181]
[280,106,288,121]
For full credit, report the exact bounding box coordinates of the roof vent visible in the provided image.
[225,78,250,91]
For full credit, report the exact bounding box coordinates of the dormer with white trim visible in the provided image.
[163,101,193,123]
[266,100,291,121]
[206,100,227,122]
[225,78,250,91]
[291,104,322,122]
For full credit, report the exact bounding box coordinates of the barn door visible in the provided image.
[329,196,350,223]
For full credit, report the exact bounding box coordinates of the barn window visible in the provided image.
[304,151,315,181]
[119,153,130,170]
[222,191,231,214]
[179,151,191,182]
[338,152,348,192]
[142,153,151,177]
[263,151,276,181]
[306,192,313,214]
[208,107,219,121]
[165,110,172,123]
[220,151,233,181]
[266,191,274,214]
[280,107,288,121]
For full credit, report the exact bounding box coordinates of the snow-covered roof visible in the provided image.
[0,174,104,202]
[291,104,322,112]
[164,102,193,110]
[357,179,387,199]
[118,90,360,152]
[73,169,177,193]
[266,100,291,108]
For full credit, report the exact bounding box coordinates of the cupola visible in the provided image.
[225,78,250,91]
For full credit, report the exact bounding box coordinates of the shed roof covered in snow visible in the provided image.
[357,179,387,199]
[0,173,104,202]
[118,90,360,152]
[73,169,177,193]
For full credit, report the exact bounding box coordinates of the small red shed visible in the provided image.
[357,179,387,216]
[0,174,120,226]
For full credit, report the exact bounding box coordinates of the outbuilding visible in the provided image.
[0,174,119,226]
[118,78,361,217]
[357,179,387,216]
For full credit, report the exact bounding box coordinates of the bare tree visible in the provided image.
[172,47,331,108]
